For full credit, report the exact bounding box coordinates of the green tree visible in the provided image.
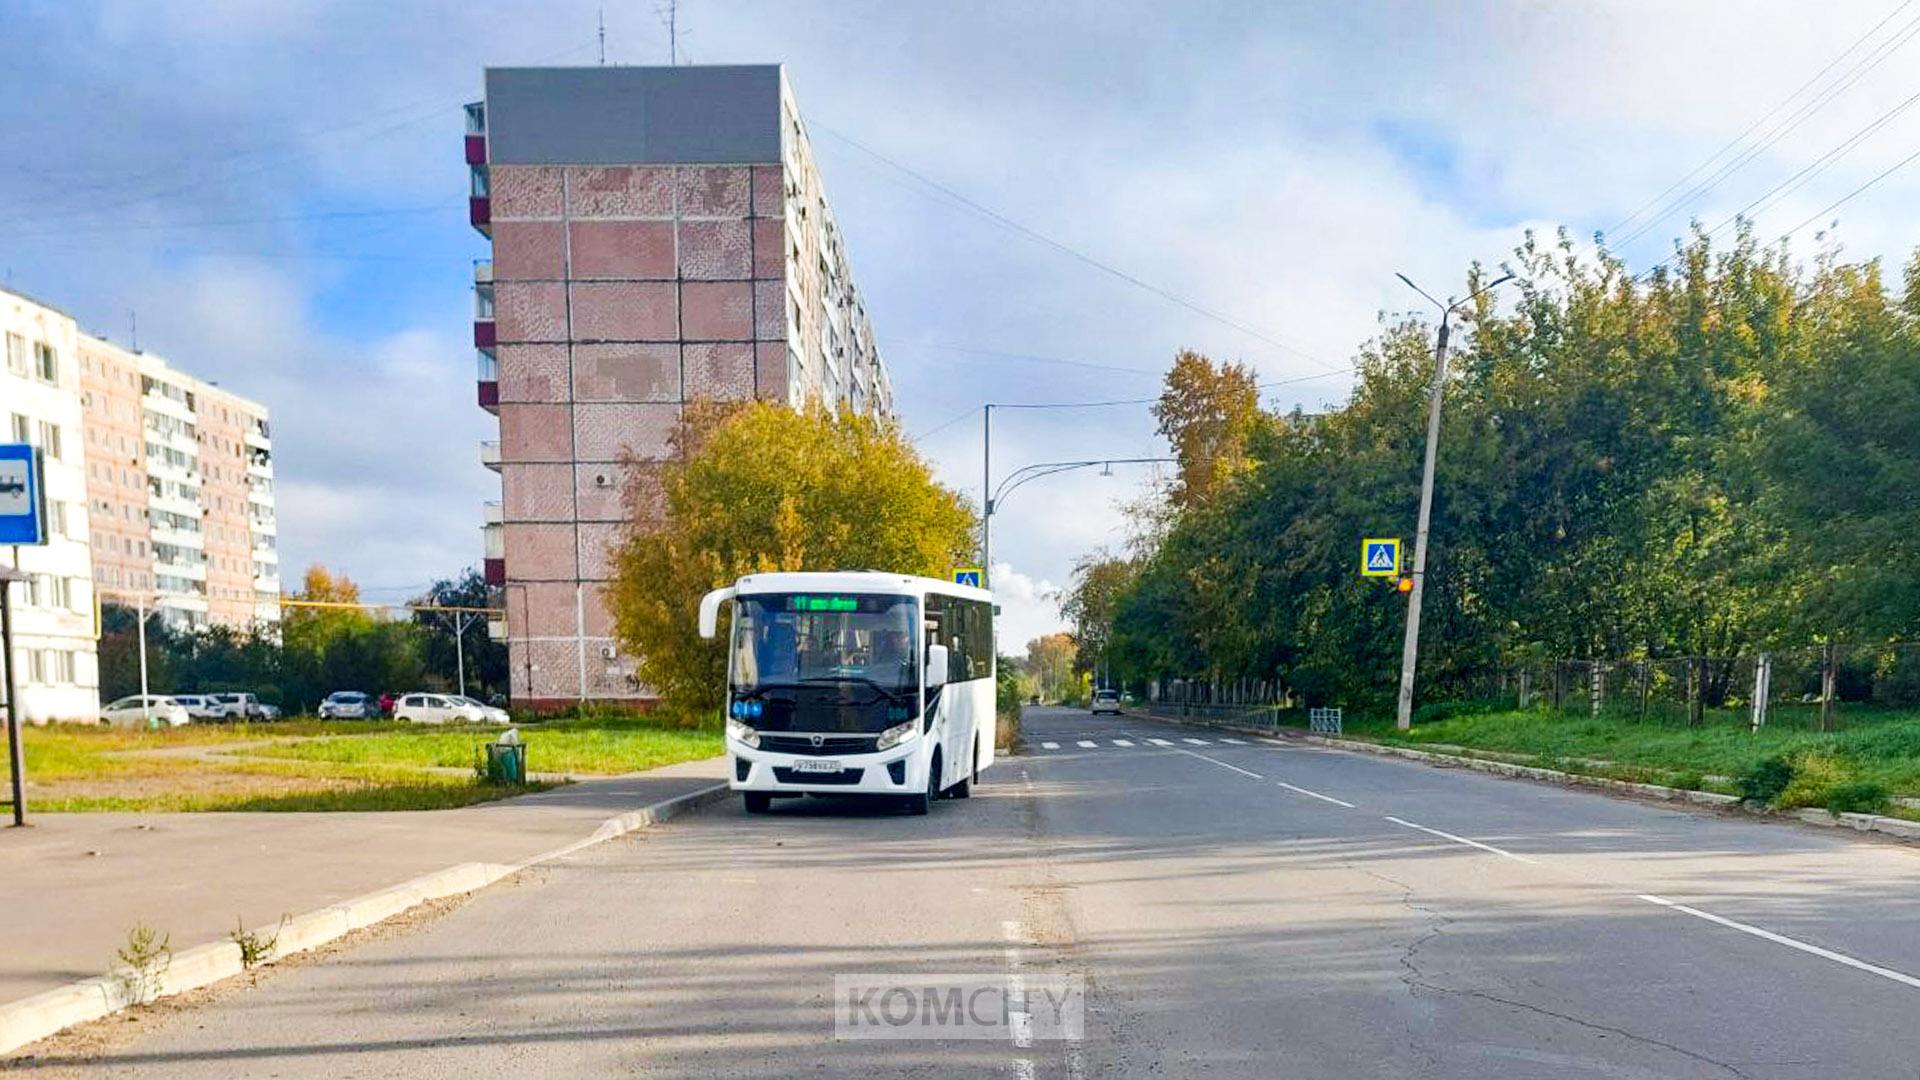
[1153,350,1264,509]
[608,402,977,713]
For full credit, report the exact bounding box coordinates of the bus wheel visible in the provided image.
[743,791,771,814]
[906,752,939,816]
[950,738,976,799]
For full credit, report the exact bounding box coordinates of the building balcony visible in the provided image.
[483,557,506,587]
[478,379,499,412]
[487,615,508,640]
[474,320,496,349]
[483,500,503,525]
[480,440,501,472]
[465,134,486,165]
[469,196,490,237]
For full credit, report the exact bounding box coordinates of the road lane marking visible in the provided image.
[1219,737,1247,744]
[1041,741,1060,750]
[1076,740,1098,748]
[1384,815,1539,864]
[1147,738,1173,746]
[1276,781,1356,808]
[1637,895,1920,991]
[1112,739,1134,747]
[1182,738,1209,745]
[1177,748,1264,780]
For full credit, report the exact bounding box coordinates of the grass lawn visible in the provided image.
[0,714,718,812]
[1325,705,1920,807]
[246,714,723,775]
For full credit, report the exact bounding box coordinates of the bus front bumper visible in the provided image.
[729,745,923,794]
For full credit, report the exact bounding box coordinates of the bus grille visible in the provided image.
[758,734,875,756]
[772,766,865,786]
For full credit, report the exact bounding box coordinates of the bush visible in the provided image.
[1735,755,1796,805]
[1825,781,1893,816]
[1411,699,1508,725]
[1669,770,1705,792]
[1776,751,1853,810]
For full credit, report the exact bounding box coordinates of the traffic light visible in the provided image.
[1396,576,1413,594]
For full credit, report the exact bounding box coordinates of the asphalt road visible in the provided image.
[23,706,1920,1078]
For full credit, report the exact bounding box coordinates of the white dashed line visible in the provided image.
[1276,780,1355,808]
[1178,748,1264,780]
[1638,895,1920,990]
[1219,737,1247,745]
[1384,815,1538,864]
[1076,740,1098,748]
[1041,741,1060,750]
[1112,739,1134,747]
[1147,738,1174,746]
[1182,738,1209,745]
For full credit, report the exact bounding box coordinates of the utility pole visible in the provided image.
[137,592,150,727]
[1392,271,1513,731]
[597,7,607,65]
[981,404,992,584]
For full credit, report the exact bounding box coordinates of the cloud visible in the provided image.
[989,562,1069,654]
[8,0,1920,618]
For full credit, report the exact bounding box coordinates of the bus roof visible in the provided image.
[732,570,991,602]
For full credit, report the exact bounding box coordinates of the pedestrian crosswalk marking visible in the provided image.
[1041,741,1060,750]
[1112,739,1134,747]
[1182,738,1209,745]
[1147,738,1174,746]
[1219,737,1247,744]
[1077,740,1098,748]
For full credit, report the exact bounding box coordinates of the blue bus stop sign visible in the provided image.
[0,445,46,545]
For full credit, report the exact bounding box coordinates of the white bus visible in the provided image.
[699,571,996,815]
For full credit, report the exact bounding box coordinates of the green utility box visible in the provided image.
[485,741,527,785]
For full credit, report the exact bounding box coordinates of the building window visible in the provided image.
[8,414,26,443]
[36,420,61,461]
[4,333,27,376]
[34,342,57,385]
[27,650,46,684]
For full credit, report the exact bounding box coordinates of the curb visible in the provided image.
[1138,711,1920,844]
[0,780,731,1057]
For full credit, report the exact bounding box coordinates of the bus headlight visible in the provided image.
[726,718,760,749]
[875,720,916,752]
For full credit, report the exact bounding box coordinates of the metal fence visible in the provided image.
[1136,640,1920,730]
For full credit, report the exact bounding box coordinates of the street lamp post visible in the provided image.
[1392,270,1513,732]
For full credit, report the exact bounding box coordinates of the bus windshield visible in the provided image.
[729,592,921,733]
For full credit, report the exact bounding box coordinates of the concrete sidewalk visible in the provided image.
[0,756,728,1004]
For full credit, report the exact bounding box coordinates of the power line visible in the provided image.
[813,123,1349,374]
[1611,4,1920,250]
[880,338,1164,377]
[909,366,1360,441]
[1605,0,1916,238]
[1716,88,1920,229]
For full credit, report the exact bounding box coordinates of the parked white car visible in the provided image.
[211,692,271,720]
[100,695,191,728]
[318,691,373,719]
[170,694,225,721]
[393,693,510,725]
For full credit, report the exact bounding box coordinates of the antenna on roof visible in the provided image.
[130,310,138,352]
[597,7,606,65]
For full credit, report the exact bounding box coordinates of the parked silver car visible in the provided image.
[318,691,372,719]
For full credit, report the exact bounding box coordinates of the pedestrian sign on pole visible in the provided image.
[953,567,984,589]
[1360,538,1400,578]
[0,445,47,546]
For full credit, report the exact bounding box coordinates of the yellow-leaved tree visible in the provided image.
[608,401,978,715]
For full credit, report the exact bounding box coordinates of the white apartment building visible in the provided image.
[1,287,100,723]
[79,333,281,632]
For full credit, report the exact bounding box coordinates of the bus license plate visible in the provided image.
[792,759,844,773]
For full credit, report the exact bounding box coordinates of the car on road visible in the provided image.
[1091,688,1122,715]
[100,695,191,728]
[318,691,373,719]
[393,693,510,725]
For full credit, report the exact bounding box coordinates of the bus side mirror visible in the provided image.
[697,586,737,639]
[925,644,949,689]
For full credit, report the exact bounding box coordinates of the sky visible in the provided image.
[5,0,1920,650]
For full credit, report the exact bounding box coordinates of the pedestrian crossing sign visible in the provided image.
[1361,538,1400,577]
[953,567,984,589]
